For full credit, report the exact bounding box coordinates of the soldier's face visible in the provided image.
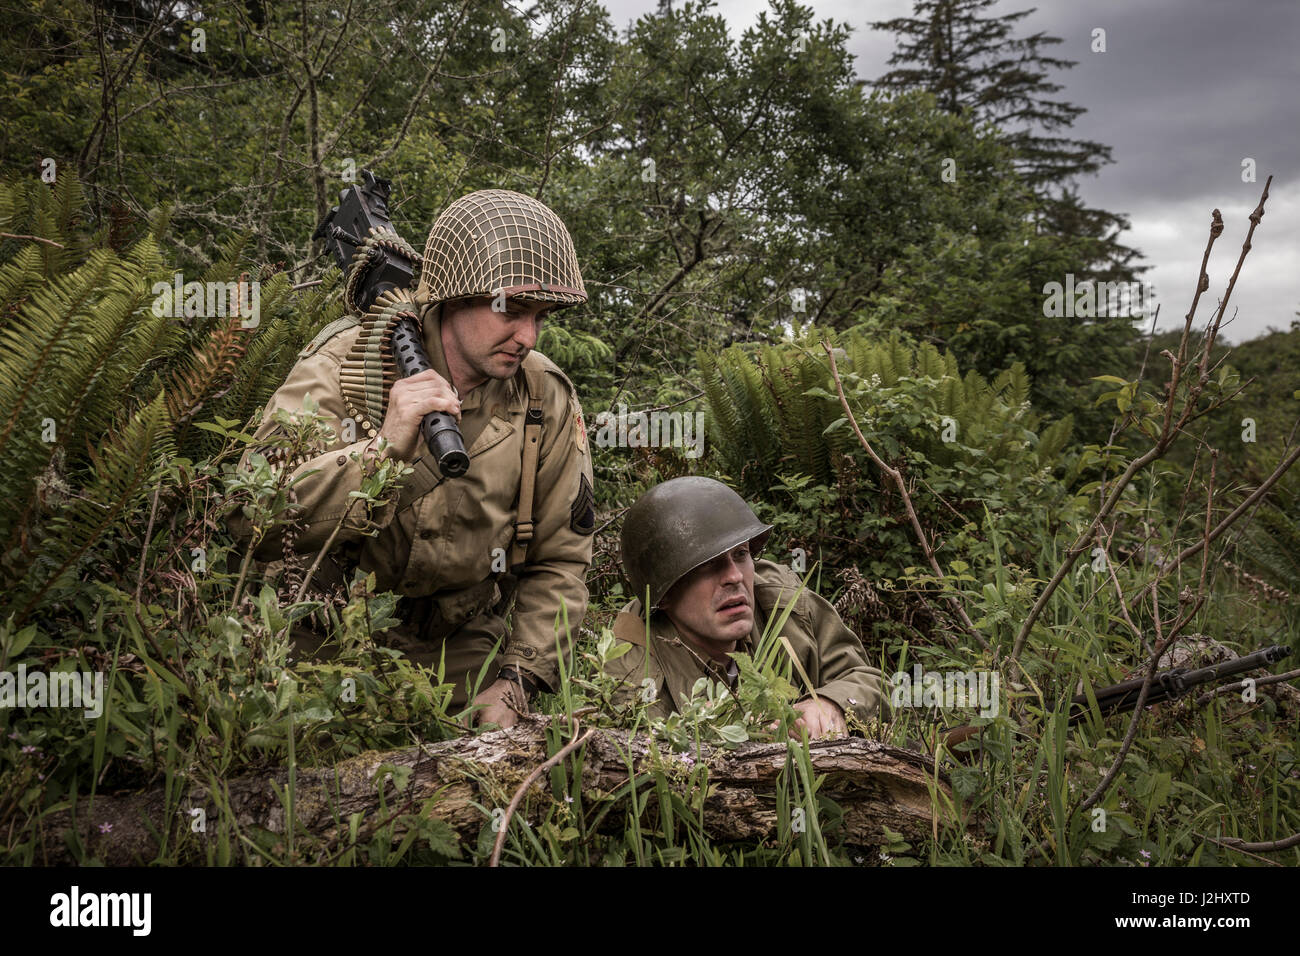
[660,543,755,660]
[442,296,553,385]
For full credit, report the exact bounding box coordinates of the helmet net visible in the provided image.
[416,189,587,307]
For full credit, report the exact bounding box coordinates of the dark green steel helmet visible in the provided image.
[620,477,772,610]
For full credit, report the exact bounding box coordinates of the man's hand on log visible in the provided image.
[469,677,528,730]
[784,698,847,741]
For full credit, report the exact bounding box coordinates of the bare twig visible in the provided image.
[1202,830,1300,854]
[1011,182,1273,662]
[822,342,988,652]
[1073,444,1218,821]
[1072,586,1172,824]
[0,232,65,248]
[1100,524,1149,656]
[1130,439,1300,606]
[489,719,594,867]
[1193,668,1300,706]
[293,497,360,605]
[134,483,162,613]
[1200,178,1271,376]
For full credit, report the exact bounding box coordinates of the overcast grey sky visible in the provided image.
[600,0,1299,343]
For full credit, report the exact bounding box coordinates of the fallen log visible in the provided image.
[33,718,957,865]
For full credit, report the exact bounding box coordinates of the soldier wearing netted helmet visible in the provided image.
[230,190,596,729]
[604,477,884,739]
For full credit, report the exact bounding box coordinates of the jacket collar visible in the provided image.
[642,605,758,713]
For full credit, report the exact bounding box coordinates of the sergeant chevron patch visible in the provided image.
[570,473,595,535]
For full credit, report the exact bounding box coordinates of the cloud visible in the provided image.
[1123,178,1300,341]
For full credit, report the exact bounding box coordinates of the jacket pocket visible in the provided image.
[434,578,502,630]
[434,415,522,585]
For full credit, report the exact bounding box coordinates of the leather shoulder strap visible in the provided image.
[509,355,549,571]
[300,314,361,359]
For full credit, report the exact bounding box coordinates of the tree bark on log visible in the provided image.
[34,718,957,865]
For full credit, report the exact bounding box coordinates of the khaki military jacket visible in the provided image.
[228,302,595,690]
[603,560,884,723]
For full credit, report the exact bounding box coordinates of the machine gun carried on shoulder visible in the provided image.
[313,170,469,477]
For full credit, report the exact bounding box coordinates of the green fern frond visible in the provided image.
[6,394,173,622]
[166,315,249,444]
[1035,415,1074,469]
[0,252,117,528]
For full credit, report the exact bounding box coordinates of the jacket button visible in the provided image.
[519,646,536,659]
[403,579,417,590]
[419,529,434,540]
[336,455,347,466]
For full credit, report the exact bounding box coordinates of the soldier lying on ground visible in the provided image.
[604,477,885,739]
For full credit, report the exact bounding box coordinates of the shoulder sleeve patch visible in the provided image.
[570,472,595,535]
[571,392,588,454]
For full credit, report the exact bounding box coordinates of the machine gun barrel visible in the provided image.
[1067,644,1292,723]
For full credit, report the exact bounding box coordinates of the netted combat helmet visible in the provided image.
[621,477,773,610]
[415,189,587,308]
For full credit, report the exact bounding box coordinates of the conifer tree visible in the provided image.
[872,0,1140,279]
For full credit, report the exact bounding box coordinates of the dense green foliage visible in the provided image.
[699,329,1079,640]
[1,0,1296,867]
[0,0,1145,441]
